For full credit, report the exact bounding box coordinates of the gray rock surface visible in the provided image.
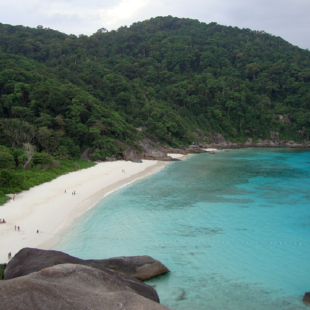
[213,132,227,144]
[123,147,140,161]
[130,158,143,163]
[94,255,170,281]
[4,248,169,302]
[5,248,169,281]
[0,264,170,310]
[105,156,116,161]
[159,145,187,155]
[303,292,310,305]
[139,139,167,158]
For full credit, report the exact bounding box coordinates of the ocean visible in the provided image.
[54,148,310,310]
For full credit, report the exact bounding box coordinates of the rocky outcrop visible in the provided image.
[212,132,227,144]
[0,264,169,310]
[159,145,187,155]
[186,144,207,154]
[124,134,309,161]
[199,132,309,149]
[94,256,170,281]
[4,248,169,283]
[130,158,143,163]
[105,156,116,162]
[123,139,182,161]
[123,147,141,161]
[139,139,167,158]
[303,292,310,305]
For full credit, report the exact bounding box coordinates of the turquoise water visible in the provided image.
[54,149,310,309]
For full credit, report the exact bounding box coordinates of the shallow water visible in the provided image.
[54,148,310,309]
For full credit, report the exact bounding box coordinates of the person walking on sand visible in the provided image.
[14,225,16,231]
[65,189,66,193]
[18,226,20,231]
[8,252,11,260]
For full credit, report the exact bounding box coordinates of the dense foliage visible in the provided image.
[0,153,95,200]
[0,264,6,279]
[0,16,310,160]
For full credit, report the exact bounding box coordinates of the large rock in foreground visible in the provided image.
[0,264,169,310]
[93,255,170,281]
[4,248,169,282]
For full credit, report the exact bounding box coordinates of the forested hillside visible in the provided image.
[1,15,310,163]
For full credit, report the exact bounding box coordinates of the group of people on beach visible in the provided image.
[64,189,76,195]
[14,225,20,231]
[0,218,6,224]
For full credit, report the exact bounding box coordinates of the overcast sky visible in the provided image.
[0,0,309,49]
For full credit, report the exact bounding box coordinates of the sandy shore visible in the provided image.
[0,159,180,263]
[203,148,219,152]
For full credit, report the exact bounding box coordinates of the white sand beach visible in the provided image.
[167,153,184,159]
[203,148,219,152]
[0,159,179,263]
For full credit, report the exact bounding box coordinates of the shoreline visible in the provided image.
[0,156,188,263]
[38,159,171,251]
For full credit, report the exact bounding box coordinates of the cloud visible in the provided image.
[0,0,309,49]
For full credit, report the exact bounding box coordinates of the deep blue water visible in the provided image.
[54,149,310,309]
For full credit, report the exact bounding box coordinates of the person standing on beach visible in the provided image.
[13,194,15,201]
[14,225,16,231]
[8,252,11,260]
[18,226,20,231]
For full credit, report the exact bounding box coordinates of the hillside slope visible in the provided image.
[1,16,310,159]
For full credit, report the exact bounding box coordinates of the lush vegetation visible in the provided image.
[0,16,310,194]
[0,145,95,201]
[0,264,6,279]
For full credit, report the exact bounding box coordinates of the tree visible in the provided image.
[245,63,262,80]
[0,119,36,147]
[0,146,15,169]
[23,143,36,168]
[37,127,64,154]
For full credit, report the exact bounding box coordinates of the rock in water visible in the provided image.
[4,248,165,303]
[303,292,310,305]
[4,247,169,284]
[0,264,170,310]
[93,255,170,281]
